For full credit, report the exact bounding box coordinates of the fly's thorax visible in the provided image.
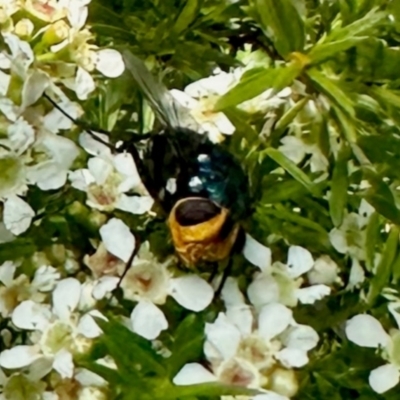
[168,197,240,266]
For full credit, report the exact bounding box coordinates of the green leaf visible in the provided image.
[363,170,400,225]
[367,226,399,305]
[364,212,381,272]
[272,97,309,138]
[309,37,366,65]
[167,314,205,378]
[252,0,305,58]
[327,8,386,42]
[95,318,166,378]
[329,144,350,227]
[172,0,199,35]
[370,85,400,110]
[263,148,317,195]
[261,204,329,235]
[307,68,355,117]
[215,62,302,111]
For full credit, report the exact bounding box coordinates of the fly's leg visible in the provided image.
[43,92,152,147]
[207,262,219,284]
[214,257,234,298]
[115,235,141,293]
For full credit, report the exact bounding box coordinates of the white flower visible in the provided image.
[0,278,103,378]
[0,261,60,318]
[27,133,79,190]
[329,213,365,260]
[70,152,153,214]
[307,255,340,285]
[94,218,214,340]
[247,245,332,309]
[170,88,235,143]
[175,278,317,398]
[345,314,400,393]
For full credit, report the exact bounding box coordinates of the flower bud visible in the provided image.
[14,19,34,39]
[269,368,298,398]
[42,20,69,46]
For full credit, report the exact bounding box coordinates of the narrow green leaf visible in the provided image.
[391,252,400,283]
[252,0,305,57]
[370,86,400,110]
[215,63,302,111]
[261,205,329,235]
[367,226,399,305]
[332,106,372,166]
[327,8,386,42]
[309,37,366,65]
[363,170,400,225]
[95,318,166,377]
[329,144,350,227]
[364,212,380,272]
[273,97,309,136]
[172,0,199,35]
[264,148,317,194]
[223,108,259,142]
[167,315,204,378]
[307,68,355,117]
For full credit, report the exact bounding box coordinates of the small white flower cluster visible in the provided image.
[173,277,318,399]
[0,0,125,238]
[170,237,342,398]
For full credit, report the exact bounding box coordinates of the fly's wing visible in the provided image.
[122,50,200,131]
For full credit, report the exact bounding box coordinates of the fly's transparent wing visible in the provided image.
[122,50,199,131]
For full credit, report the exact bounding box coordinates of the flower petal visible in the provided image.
[258,303,293,340]
[53,349,74,379]
[116,195,154,215]
[173,363,216,385]
[52,278,81,320]
[75,67,95,100]
[0,345,41,369]
[282,324,319,351]
[169,275,213,312]
[3,195,35,235]
[77,311,105,339]
[226,305,253,336]
[243,234,271,270]
[296,285,331,305]
[21,70,49,108]
[31,265,61,292]
[247,275,280,309]
[130,301,168,340]
[345,314,389,348]
[7,117,35,154]
[287,246,314,278]
[253,392,290,400]
[0,260,17,286]
[92,276,119,300]
[100,218,135,263]
[369,364,400,394]
[205,313,241,360]
[221,277,246,307]
[12,300,52,331]
[96,49,125,78]
[75,368,106,387]
[79,132,112,157]
[275,348,309,368]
